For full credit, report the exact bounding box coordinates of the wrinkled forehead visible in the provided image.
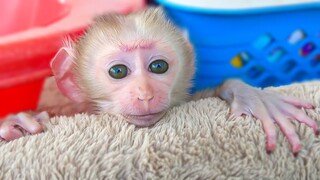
[75,12,182,61]
[79,33,175,59]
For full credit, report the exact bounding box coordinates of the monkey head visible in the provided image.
[51,8,194,127]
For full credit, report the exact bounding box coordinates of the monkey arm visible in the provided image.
[0,112,49,141]
[0,77,91,141]
[0,102,91,141]
[207,79,319,154]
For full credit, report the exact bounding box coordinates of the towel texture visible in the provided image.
[1,81,320,179]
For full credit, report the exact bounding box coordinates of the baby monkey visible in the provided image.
[0,7,318,154]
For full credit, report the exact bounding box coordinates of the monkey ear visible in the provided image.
[50,48,86,102]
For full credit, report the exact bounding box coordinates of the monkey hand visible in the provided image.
[0,111,49,141]
[217,79,319,154]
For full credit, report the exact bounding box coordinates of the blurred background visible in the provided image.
[0,0,319,116]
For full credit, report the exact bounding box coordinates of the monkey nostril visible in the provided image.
[138,96,154,102]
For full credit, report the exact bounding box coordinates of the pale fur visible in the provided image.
[69,7,195,113]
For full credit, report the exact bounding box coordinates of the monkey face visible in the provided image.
[83,41,179,127]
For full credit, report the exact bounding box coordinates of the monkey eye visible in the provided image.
[149,59,169,74]
[109,64,128,79]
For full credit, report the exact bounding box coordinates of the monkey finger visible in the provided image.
[280,95,315,109]
[15,112,44,134]
[261,118,278,153]
[283,106,319,135]
[272,112,302,154]
[0,116,24,141]
[252,109,277,153]
[34,111,50,124]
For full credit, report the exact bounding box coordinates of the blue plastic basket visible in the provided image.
[157,1,320,91]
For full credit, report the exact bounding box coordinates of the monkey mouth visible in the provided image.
[123,111,166,127]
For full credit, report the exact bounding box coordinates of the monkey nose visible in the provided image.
[138,95,154,110]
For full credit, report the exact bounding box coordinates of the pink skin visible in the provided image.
[97,41,178,127]
[220,80,319,154]
[0,112,48,141]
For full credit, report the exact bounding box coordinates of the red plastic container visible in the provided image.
[0,0,145,117]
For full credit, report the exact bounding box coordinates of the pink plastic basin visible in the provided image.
[0,0,145,117]
[0,0,70,36]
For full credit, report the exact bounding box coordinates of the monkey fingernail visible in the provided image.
[292,144,302,155]
[266,143,276,154]
[266,150,273,155]
[308,104,316,109]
